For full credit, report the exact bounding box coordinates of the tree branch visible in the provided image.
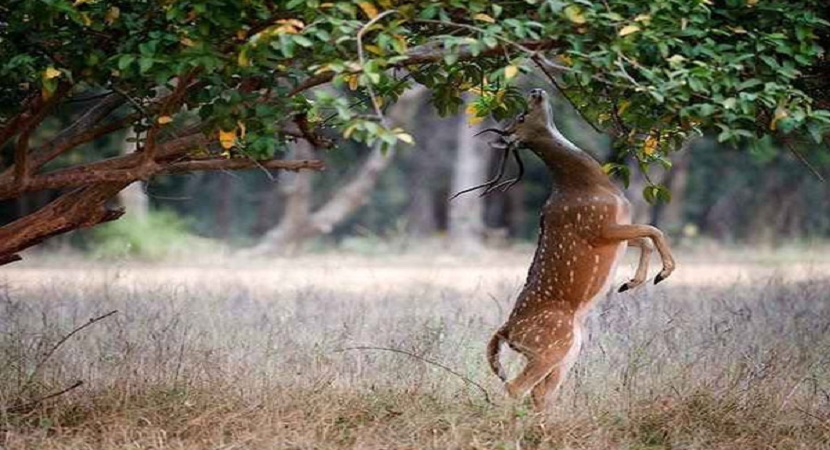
[287,38,559,96]
[164,157,324,174]
[142,69,201,165]
[0,182,129,265]
[7,93,128,178]
[6,84,72,185]
[14,128,31,187]
[532,55,604,135]
[0,154,324,200]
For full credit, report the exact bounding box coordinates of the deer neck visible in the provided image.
[524,124,614,192]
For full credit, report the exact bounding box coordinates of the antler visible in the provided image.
[449,133,527,200]
[449,139,512,201]
[474,128,512,138]
[482,146,525,195]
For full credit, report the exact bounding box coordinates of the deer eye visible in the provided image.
[517,114,526,123]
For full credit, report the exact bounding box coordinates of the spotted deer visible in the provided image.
[486,89,676,410]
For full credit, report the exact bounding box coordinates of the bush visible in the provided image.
[90,210,212,260]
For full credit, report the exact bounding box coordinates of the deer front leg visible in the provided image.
[618,237,653,292]
[598,224,675,284]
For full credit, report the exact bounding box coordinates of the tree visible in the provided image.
[247,86,424,254]
[448,104,488,252]
[1,0,827,263]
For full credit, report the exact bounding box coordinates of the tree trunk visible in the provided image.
[215,174,234,239]
[248,139,316,254]
[404,99,453,237]
[117,129,149,222]
[448,114,488,252]
[650,138,694,231]
[248,87,426,255]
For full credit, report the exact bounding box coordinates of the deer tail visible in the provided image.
[487,330,507,382]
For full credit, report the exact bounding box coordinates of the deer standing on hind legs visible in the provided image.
[480,89,676,411]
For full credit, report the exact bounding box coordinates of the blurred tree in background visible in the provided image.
[1,0,828,261]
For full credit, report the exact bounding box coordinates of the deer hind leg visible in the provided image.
[530,322,583,411]
[618,237,653,292]
[504,315,577,403]
[599,224,676,284]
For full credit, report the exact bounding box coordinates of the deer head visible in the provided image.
[504,88,553,143]
[450,89,549,200]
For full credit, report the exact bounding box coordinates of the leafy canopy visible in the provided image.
[1,0,827,173]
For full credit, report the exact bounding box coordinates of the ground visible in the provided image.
[1,247,829,449]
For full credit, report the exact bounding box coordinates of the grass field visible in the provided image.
[1,249,829,449]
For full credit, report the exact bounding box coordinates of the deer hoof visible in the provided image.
[654,273,666,285]
[618,283,631,293]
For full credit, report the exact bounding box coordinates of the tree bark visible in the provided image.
[117,129,149,222]
[248,87,426,255]
[248,139,315,254]
[404,98,453,237]
[0,127,323,265]
[448,113,488,252]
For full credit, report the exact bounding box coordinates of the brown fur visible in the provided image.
[488,89,676,411]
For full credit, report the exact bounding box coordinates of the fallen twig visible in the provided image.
[7,380,84,414]
[19,310,117,395]
[336,345,493,404]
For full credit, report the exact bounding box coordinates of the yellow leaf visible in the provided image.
[358,2,379,19]
[378,0,394,8]
[634,14,652,24]
[219,129,237,150]
[558,54,573,66]
[395,132,414,144]
[80,12,92,26]
[346,74,359,91]
[180,36,195,47]
[667,54,686,65]
[237,49,251,67]
[467,85,484,95]
[473,13,495,23]
[504,65,519,80]
[617,99,631,115]
[43,67,62,80]
[237,121,247,139]
[104,6,120,25]
[278,19,305,29]
[619,25,641,36]
[365,44,383,55]
[273,24,299,35]
[747,0,758,5]
[601,163,615,174]
[313,64,333,75]
[236,29,248,40]
[466,103,485,125]
[157,115,173,125]
[563,5,586,25]
[393,35,408,53]
[770,107,788,131]
[321,3,334,8]
[343,123,358,139]
[643,135,658,155]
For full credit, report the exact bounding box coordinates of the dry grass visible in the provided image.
[1,252,829,449]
